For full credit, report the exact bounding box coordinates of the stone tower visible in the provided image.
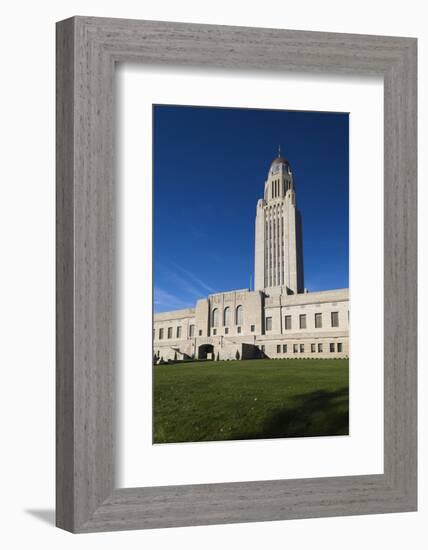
[254,151,304,294]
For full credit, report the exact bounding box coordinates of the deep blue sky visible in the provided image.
[153,105,349,313]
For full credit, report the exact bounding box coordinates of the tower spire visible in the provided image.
[254,153,303,293]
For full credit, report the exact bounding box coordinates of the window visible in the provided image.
[300,344,304,353]
[223,307,231,326]
[159,328,164,340]
[199,330,202,336]
[293,344,298,353]
[277,345,281,353]
[225,327,229,334]
[283,344,287,353]
[330,343,335,352]
[284,315,292,330]
[265,317,272,331]
[237,326,241,334]
[338,343,343,352]
[189,324,195,337]
[315,313,322,328]
[250,325,255,332]
[167,327,172,339]
[311,343,316,353]
[299,314,306,329]
[176,326,181,338]
[212,308,219,327]
[331,311,339,328]
[235,305,243,325]
[318,343,323,353]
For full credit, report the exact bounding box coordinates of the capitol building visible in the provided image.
[153,153,349,362]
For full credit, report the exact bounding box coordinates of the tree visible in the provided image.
[216,352,220,361]
[174,351,177,361]
[235,350,240,360]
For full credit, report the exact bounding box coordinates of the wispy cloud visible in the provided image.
[154,263,218,311]
[171,262,216,294]
[154,287,191,310]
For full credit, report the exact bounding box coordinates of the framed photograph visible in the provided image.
[56,16,417,532]
[151,105,350,446]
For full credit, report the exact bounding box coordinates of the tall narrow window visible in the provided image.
[284,315,292,330]
[265,317,272,331]
[299,314,306,329]
[315,313,322,328]
[293,344,298,353]
[331,311,339,327]
[235,305,243,325]
[276,344,281,353]
[189,324,195,338]
[338,343,343,352]
[211,308,219,327]
[318,343,323,352]
[176,326,181,339]
[223,307,231,326]
[311,343,316,353]
[283,344,287,353]
[330,343,335,352]
[300,344,304,353]
[159,328,164,340]
[167,327,173,339]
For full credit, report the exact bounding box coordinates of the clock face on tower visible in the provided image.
[271,164,280,175]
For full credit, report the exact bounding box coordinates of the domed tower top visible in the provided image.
[269,155,292,175]
[269,145,292,172]
[271,154,289,165]
[264,147,294,202]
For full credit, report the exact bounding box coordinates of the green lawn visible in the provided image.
[153,358,349,443]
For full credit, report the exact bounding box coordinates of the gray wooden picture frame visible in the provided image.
[56,16,417,533]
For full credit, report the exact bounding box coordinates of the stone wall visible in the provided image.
[153,287,349,362]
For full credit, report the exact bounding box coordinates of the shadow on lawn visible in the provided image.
[234,387,349,440]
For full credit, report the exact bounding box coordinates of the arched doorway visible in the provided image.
[198,343,214,360]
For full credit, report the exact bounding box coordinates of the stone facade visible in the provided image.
[154,153,349,362]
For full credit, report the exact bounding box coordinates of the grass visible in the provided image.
[153,358,349,443]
